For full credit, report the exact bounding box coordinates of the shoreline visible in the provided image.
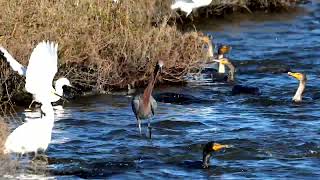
[0,0,307,109]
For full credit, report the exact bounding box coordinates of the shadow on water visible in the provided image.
[3,1,320,179]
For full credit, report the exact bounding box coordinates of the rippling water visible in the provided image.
[3,2,320,179]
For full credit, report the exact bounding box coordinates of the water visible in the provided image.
[3,2,320,179]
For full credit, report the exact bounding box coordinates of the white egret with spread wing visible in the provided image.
[3,41,61,155]
[0,43,73,107]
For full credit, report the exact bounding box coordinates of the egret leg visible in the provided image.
[148,118,152,139]
[28,100,35,109]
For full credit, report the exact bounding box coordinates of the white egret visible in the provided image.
[0,43,73,108]
[3,41,61,156]
[171,0,212,17]
[3,102,54,155]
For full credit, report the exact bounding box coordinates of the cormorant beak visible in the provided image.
[212,143,230,151]
[219,58,230,65]
[288,72,303,81]
[212,58,229,65]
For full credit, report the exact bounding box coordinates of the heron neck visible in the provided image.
[293,80,306,102]
[143,66,160,106]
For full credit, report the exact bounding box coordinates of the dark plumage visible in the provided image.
[202,141,230,168]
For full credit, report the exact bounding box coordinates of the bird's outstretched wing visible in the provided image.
[25,41,58,101]
[0,46,27,76]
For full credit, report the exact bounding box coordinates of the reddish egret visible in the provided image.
[288,72,307,102]
[202,141,231,168]
[132,60,164,138]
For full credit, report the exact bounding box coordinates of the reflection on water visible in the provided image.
[2,2,320,179]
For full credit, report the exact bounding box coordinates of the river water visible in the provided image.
[2,1,320,179]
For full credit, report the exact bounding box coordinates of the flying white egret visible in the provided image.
[171,0,212,17]
[3,102,54,155]
[3,41,62,156]
[0,42,73,108]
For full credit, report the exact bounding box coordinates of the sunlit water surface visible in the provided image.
[3,2,320,179]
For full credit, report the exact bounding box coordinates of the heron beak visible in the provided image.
[212,143,230,151]
[288,72,302,81]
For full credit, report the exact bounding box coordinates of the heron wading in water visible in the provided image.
[0,43,74,108]
[3,41,61,158]
[132,60,163,138]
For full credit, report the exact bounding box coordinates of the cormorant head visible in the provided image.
[202,141,230,168]
[218,45,231,55]
[288,72,307,82]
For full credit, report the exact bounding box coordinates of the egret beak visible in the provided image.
[288,72,303,81]
[53,92,69,102]
[69,85,80,91]
[212,143,230,151]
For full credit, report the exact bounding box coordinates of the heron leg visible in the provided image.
[148,118,152,139]
[28,100,35,109]
[137,118,142,136]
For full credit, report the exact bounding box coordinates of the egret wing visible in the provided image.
[0,46,27,76]
[25,41,58,100]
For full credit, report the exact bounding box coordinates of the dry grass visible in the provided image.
[0,119,8,153]
[0,0,207,101]
[0,0,304,108]
[0,118,17,175]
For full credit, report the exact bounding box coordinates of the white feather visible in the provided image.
[0,41,71,104]
[4,103,54,155]
[0,47,27,76]
[171,0,212,16]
